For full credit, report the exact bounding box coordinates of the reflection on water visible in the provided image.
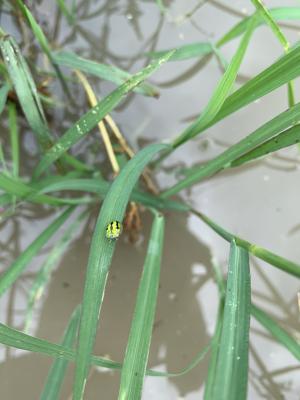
[1,1,300,399]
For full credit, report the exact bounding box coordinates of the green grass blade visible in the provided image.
[118,210,164,400]
[73,143,169,400]
[16,0,72,100]
[0,35,84,171]
[0,321,119,370]
[0,82,10,115]
[251,1,289,51]
[212,241,251,400]
[8,101,19,178]
[250,0,294,107]
[204,303,224,400]
[147,42,213,61]
[52,51,159,97]
[0,206,75,296]
[230,124,300,168]
[162,102,300,197]
[0,172,188,211]
[192,209,300,278]
[40,305,81,400]
[251,304,300,362]
[185,43,300,140]
[0,35,53,149]
[218,7,300,47]
[34,176,189,212]
[55,0,75,25]
[34,52,174,179]
[172,16,256,149]
[0,173,91,206]
[0,319,209,378]
[24,210,88,333]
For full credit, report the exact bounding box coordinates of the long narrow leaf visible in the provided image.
[250,0,294,107]
[0,35,53,149]
[172,17,256,149]
[204,303,224,400]
[192,209,300,278]
[0,172,188,211]
[73,143,169,400]
[24,210,88,333]
[118,210,164,400]
[212,241,251,400]
[53,51,159,97]
[40,305,81,400]
[162,102,300,197]
[35,177,189,212]
[0,320,209,377]
[218,7,300,47]
[34,51,174,178]
[230,124,300,168]
[0,34,93,171]
[147,42,213,61]
[188,43,300,138]
[251,304,300,362]
[0,206,75,296]
[16,0,72,99]
[0,173,91,206]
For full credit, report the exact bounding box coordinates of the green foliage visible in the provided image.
[211,242,251,400]
[1,3,299,399]
[118,210,164,400]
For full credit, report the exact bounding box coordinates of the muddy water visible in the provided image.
[1,1,300,399]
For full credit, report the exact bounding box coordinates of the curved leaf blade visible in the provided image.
[34,51,174,178]
[73,143,169,400]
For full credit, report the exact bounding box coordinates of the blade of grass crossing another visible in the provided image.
[40,305,81,400]
[172,16,257,149]
[73,143,169,400]
[204,303,224,400]
[162,102,300,197]
[0,320,210,378]
[0,35,53,149]
[170,41,300,150]
[0,173,91,206]
[24,210,88,333]
[251,304,300,362]
[212,241,251,400]
[16,0,72,100]
[192,209,300,278]
[118,210,164,400]
[217,7,300,47]
[250,0,295,107]
[53,51,159,98]
[230,124,300,168]
[0,34,89,172]
[34,51,175,178]
[0,206,75,296]
[147,42,213,61]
